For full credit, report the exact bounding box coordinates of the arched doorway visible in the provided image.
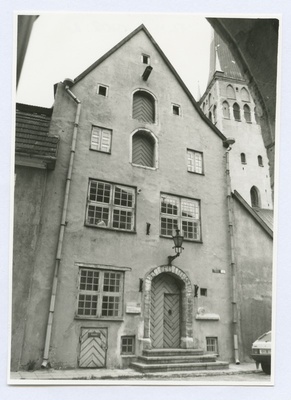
[150,273,182,348]
[143,265,194,350]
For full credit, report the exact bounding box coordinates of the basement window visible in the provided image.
[206,337,218,354]
[200,288,207,296]
[121,336,135,355]
[97,84,108,97]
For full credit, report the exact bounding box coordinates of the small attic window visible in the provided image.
[172,104,181,116]
[142,54,150,65]
[97,84,108,97]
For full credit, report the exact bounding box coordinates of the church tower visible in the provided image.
[200,30,273,210]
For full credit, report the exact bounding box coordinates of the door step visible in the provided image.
[131,349,229,373]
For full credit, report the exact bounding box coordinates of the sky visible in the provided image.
[16,13,212,108]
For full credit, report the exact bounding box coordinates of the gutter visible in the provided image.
[224,139,240,365]
[41,82,81,368]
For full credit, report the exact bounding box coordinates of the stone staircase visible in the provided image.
[131,349,229,373]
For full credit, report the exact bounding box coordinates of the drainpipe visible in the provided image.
[224,138,240,365]
[41,82,81,368]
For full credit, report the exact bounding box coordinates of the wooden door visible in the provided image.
[150,273,181,348]
[163,293,180,348]
[79,328,107,368]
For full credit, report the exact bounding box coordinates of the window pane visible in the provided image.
[102,296,120,317]
[114,186,133,207]
[161,196,179,215]
[78,294,98,316]
[87,205,109,226]
[103,272,121,292]
[181,199,199,219]
[161,217,178,236]
[89,181,111,203]
[182,220,200,240]
[112,209,133,230]
[80,269,99,291]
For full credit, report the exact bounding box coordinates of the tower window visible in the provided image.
[222,101,230,119]
[133,90,155,123]
[250,186,261,208]
[97,84,108,96]
[258,155,263,167]
[132,130,156,168]
[243,104,251,123]
[240,153,246,164]
[226,85,236,99]
[233,103,241,121]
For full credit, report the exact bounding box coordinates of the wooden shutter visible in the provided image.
[133,92,155,123]
[132,132,154,167]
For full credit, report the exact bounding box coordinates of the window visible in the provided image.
[233,103,240,121]
[86,180,136,231]
[254,106,260,124]
[243,104,251,123]
[222,101,230,119]
[187,149,203,174]
[206,337,218,353]
[241,87,250,102]
[132,90,155,123]
[142,54,150,64]
[213,105,217,124]
[172,104,181,116]
[160,194,201,241]
[97,84,108,96]
[121,336,135,355]
[250,186,260,208]
[226,85,236,99]
[208,111,212,122]
[240,153,246,164]
[200,288,207,296]
[132,130,156,168]
[77,268,124,319]
[258,155,263,167]
[91,126,112,153]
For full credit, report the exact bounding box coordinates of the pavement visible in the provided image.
[9,363,263,382]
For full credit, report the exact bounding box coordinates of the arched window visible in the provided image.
[241,153,246,164]
[222,101,230,119]
[132,90,155,123]
[132,130,156,168]
[233,103,241,121]
[213,105,217,123]
[250,186,261,208]
[241,87,250,102]
[243,104,251,123]
[258,155,263,167]
[227,85,236,99]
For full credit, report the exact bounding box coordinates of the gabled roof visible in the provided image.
[68,24,226,142]
[15,103,59,169]
[232,190,273,238]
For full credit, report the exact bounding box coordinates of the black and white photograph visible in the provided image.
[2,2,291,399]
[9,12,278,385]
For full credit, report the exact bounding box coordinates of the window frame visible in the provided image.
[90,125,112,154]
[187,149,204,175]
[97,84,109,97]
[240,153,247,164]
[160,192,202,242]
[121,336,136,355]
[172,103,181,116]
[206,337,219,354]
[258,155,264,167]
[131,129,158,170]
[76,267,125,320]
[85,179,136,232]
[141,54,150,65]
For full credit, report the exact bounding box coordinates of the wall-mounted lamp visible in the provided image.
[168,229,184,265]
[142,65,153,81]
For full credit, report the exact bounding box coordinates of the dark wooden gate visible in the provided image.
[79,328,107,368]
[150,273,181,348]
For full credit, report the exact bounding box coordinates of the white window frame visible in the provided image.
[160,193,201,241]
[90,126,112,153]
[187,149,203,174]
[97,84,109,97]
[76,267,124,319]
[86,180,136,232]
